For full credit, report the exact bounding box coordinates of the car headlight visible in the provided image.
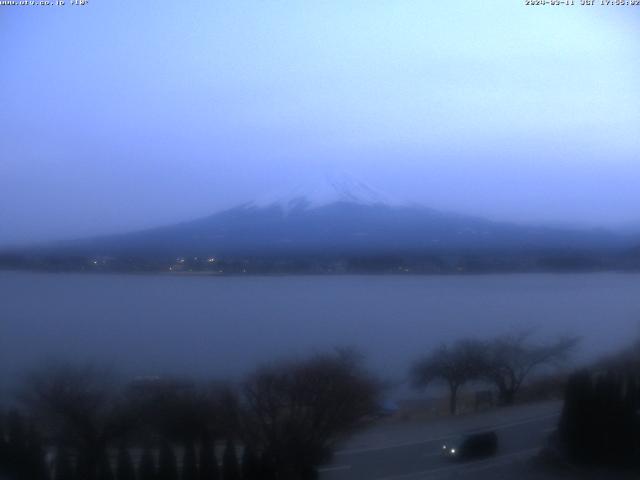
[450,448,456,455]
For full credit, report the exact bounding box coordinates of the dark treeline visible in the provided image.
[2,248,640,275]
[0,410,49,480]
[3,336,638,477]
[0,350,380,480]
[557,340,640,470]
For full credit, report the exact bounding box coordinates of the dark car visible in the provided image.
[441,431,498,460]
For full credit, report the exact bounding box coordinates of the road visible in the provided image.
[320,401,562,480]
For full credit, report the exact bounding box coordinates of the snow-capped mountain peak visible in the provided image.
[247,173,406,212]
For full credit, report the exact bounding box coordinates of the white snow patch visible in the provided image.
[246,172,408,213]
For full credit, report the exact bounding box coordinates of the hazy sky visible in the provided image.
[1,1,639,246]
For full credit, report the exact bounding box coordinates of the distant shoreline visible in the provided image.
[2,266,640,278]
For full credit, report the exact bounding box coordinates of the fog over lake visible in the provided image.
[2,271,639,394]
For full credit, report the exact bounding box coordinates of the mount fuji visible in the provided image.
[37,175,630,257]
[2,173,637,273]
[246,173,407,212]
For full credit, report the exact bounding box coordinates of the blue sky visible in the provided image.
[1,1,638,245]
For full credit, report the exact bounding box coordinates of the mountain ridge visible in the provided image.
[2,175,639,273]
[242,173,408,212]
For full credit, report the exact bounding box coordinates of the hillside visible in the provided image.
[1,176,637,274]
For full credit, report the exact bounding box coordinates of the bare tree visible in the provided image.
[21,363,135,480]
[411,340,486,415]
[124,377,233,444]
[240,349,380,480]
[482,331,579,405]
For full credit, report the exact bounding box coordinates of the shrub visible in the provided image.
[559,369,640,468]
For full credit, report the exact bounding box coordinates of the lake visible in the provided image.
[1,271,639,395]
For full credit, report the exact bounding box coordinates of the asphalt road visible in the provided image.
[319,401,562,480]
